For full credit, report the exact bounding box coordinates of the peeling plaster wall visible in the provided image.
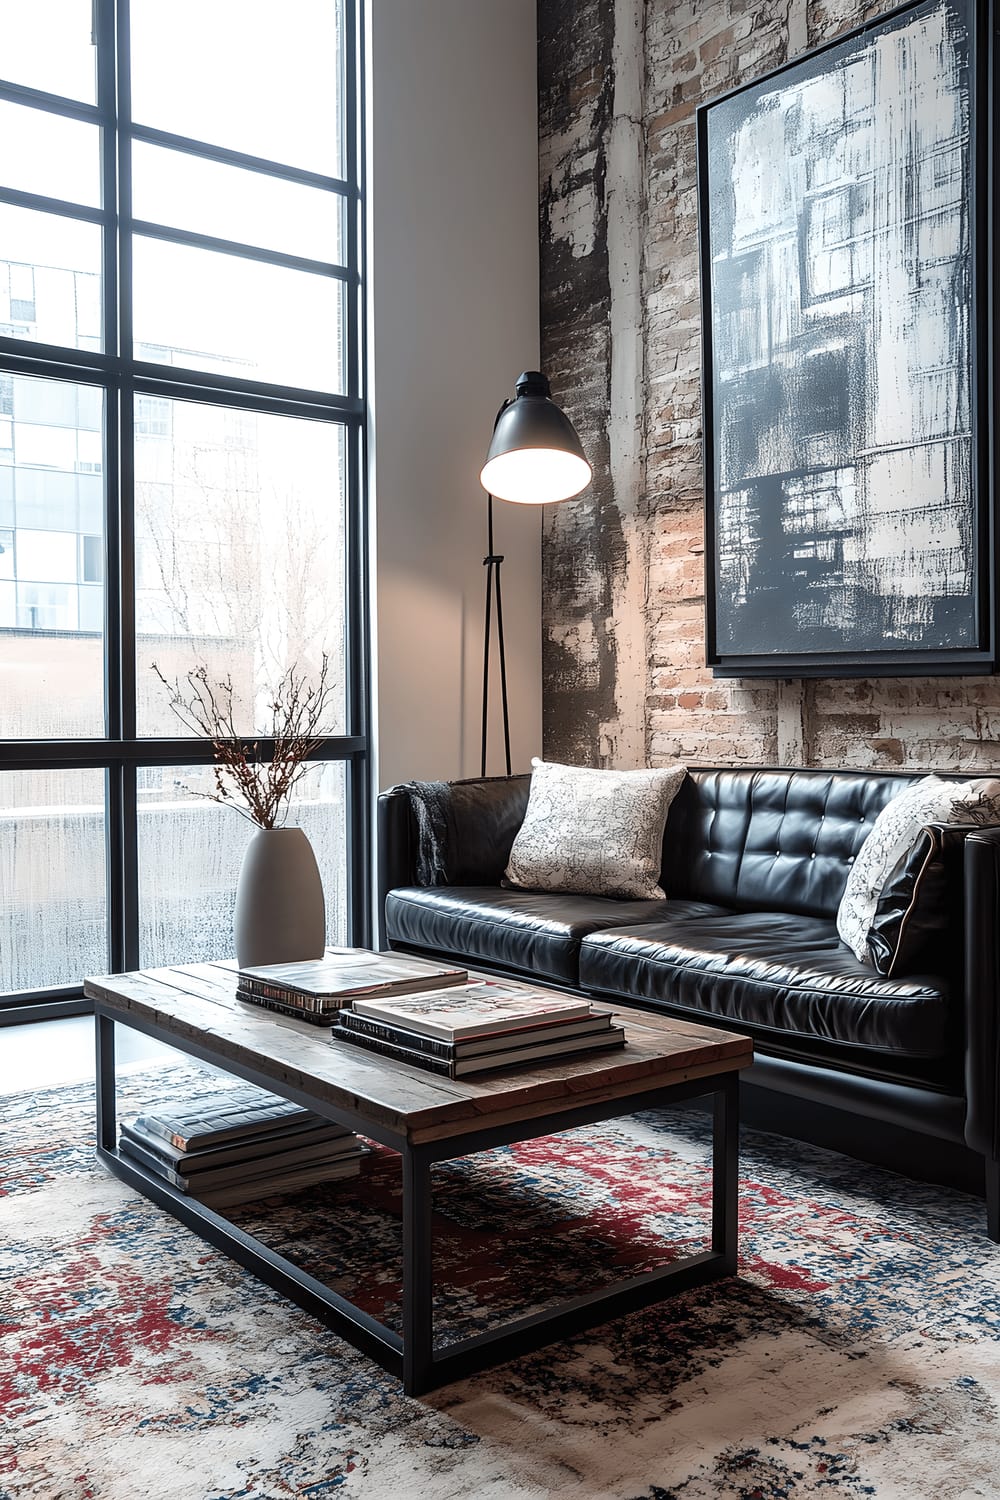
[539,0,619,765]
[538,0,1000,773]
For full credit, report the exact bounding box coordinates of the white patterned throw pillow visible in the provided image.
[503,758,688,900]
[837,775,1000,963]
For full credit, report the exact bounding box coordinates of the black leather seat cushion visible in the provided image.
[580,912,953,1058]
[385,887,729,986]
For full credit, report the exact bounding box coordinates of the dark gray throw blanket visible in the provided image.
[399,779,453,886]
[393,775,532,888]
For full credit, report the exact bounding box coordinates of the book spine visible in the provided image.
[128,1113,183,1151]
[119,1137,188,1189]
[119,1122,184,1166]
[337,1013,455,1059]
[237,978,334,1012]
[141,1119,191,1153]
[333,1027,455,1077]
[236,989,336,1025]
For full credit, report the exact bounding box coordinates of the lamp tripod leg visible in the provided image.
[481,555,494,780]
[481,492,512,779]
[493,556,512,777]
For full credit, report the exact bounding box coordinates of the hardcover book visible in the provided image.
[237,949,468,1011]
[133,1086,316,1153]
[333,1022,627,1077]
[120,1116,353,1173]
[234,987,339,1025]
[195,1155,363,1210]
[119,1132,363,1193]
[349,981,593,1041]
[336,1008,615,1060]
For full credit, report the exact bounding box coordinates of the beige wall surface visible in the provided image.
[368,0,542,791]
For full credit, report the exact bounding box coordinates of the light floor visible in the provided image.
[0,1015,175,1097]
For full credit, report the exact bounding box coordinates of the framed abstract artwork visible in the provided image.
[697,0,993,677]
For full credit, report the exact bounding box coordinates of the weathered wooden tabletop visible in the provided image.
[84,961,753,1146]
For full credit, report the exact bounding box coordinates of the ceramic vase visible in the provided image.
[235,825,326,968]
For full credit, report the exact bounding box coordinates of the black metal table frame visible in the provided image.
[94,1002,741,1396]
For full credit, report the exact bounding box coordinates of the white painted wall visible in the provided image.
[367,0,542,791]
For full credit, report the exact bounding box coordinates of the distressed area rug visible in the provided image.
[2,1063,999,1500]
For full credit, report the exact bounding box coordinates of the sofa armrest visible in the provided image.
[964,826,1000,1158]
[376,788,417,939]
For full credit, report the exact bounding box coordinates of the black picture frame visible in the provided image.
[697,0,994,678]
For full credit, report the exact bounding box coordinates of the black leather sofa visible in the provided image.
[377,766,1000,1240]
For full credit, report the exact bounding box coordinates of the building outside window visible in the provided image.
[133,394,171,439]
[0,0,367,1013]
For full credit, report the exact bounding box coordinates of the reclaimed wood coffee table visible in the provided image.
[85,960,753,1395]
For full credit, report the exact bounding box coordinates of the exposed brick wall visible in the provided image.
[538,0,1000,774]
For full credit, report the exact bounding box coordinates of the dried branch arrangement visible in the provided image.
[151,657,335,829]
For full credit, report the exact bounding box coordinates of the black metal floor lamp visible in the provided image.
[478,371,592,777]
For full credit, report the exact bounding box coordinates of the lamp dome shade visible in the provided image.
[480,371,592,504]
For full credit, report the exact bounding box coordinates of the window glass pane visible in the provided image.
[132,237,344,393]
[138,761,348,968]
[0,1,97,103]
[130,0,345,177]
[0,101,101,207]
[135,401,346,737]
[15,468,80,530]
[81,533,102,582]
[132,143,345,265]
[17,580,78,630]
[77,428,102,467]
[78,583,101,629]
[16,528,77,581]
[77,472,102,531]
[15,377,80,426]
[15,423,78,466]
[0,375,105,737]
[0,769,107,994]
[0,204,103,351]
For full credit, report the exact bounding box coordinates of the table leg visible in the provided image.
[401,1145,434,1395]
[96,1011,117,1152]
[712,1073,739,1272]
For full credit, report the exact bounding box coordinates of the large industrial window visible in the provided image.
[0,1,368,1019]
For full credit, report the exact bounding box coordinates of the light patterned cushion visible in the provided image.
[503,758,688,900]
[837,775,1000,964]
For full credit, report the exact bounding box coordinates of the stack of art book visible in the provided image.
[118,1083,364,1209]
[333,980,626,1078]
[235,948,468,1025]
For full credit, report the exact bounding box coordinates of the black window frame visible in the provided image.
[0,0,370,1024]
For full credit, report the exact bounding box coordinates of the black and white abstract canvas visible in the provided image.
[700,0,985,672]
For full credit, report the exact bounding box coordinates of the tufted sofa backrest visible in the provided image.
[660,767,918,919]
